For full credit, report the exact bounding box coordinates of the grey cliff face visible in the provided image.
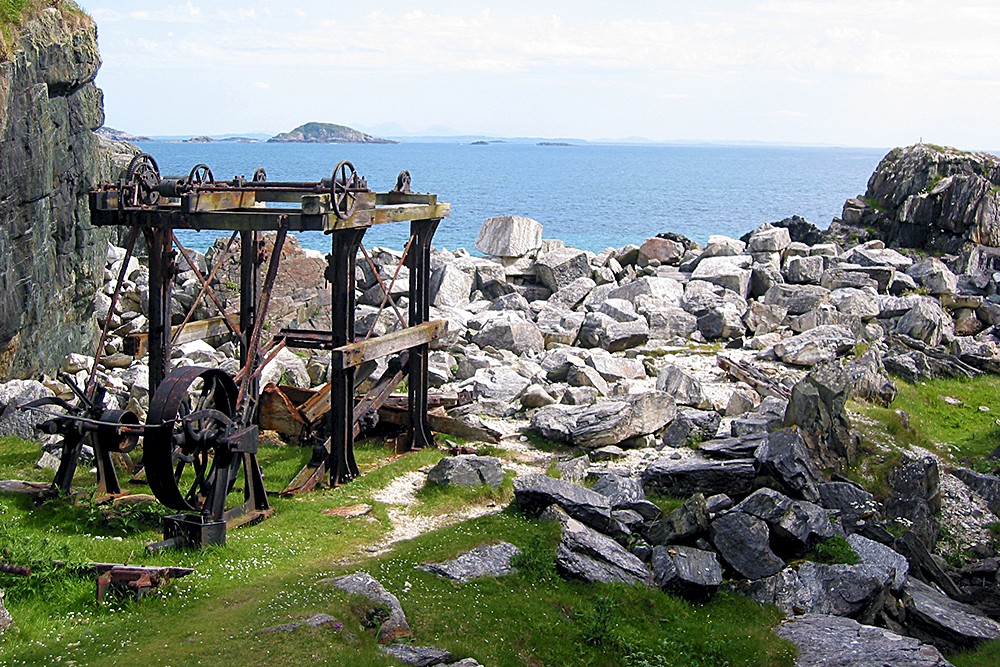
[0,6,122,377]
[837,143,1000,253]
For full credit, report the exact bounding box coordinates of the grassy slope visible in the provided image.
[0,435,794,666]
[850,374,1000,666]
[0,1,88,59]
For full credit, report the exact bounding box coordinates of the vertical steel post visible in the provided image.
[327,227,366,485]
[145,225,174,395]
[405,218,441,450]
[239,231,260,397]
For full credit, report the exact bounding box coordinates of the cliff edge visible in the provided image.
[0,2,126,378]
[835,144,1000,253]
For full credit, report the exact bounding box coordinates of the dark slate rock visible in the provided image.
[783,361,857,470]
[426,455,505,489]
[735,488,794,524]
[848,533,909,593]
[710,511,785,580]
[735,489,835,556]
[952,468,1000,515]
[324,572,412,643]
[262,613,343,633]
[555,518,651,585]
[903,576,1000,654]
[642,456,757,498]
[612,508,646,532]
[755,428,823,502]
[643,493,709,546]
[417,542,521,583]
[772,500,837,555]
[697,437,761,460]
[773,613,952,667]
[651,545,723,602]
[591,473,645,508]
[660,408,721,448]
[378,644,452,666]
[745,562,891,623]
[514,474,612,532]
[817,482,881,534]
[895,531,964,600]
[887,457,940,550]
[705,493,733,513]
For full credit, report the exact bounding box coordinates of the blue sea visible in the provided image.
[135,141,887,254]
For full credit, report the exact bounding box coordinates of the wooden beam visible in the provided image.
[330,320,446,369]
[371,203,451,227]
[377,405,502,444]
[124,315,238,357]
[181,190,256,213]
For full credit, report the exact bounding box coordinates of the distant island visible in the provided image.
[537,141,574,147]
[96,126,152,142]
[177,136,260,143]
[267,122,396,144]
[470,140,489,145]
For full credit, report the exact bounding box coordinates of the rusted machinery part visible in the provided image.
[252,167,267,182]
[143,366,238,513]
[392,170,411,193]
[124,153,161,207]
[186,163,215,187]
[331,160,359,219]
[96,409,141,454]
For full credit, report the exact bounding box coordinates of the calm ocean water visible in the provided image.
[135,141,887,254]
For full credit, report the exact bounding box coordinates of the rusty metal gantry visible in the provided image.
[71,155,450,547]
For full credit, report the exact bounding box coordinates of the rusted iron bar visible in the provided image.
[235,221,288,424]
[359,243,407,329]
[144,226,174,395]
[239,229,261,395]
[0,563,31,576]
[327,227,366,484]
[365,237,414,340]
[405,219,441,450]
[92,563,194,604]
[86,224,140,398]
[171,232,241,339]
[172,231,239,344]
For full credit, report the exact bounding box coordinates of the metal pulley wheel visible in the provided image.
[143,367,239,513]
[124,153,161,207]
[331,160,359,219]
[252,167,267,182]
[186,163,214,187]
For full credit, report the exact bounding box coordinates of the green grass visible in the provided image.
[805,535,860,566]
[1,1,89,60]
[864,375,1000,461]
[0,434,796,666]
[413,471,513,515]
[954,640,1000,667]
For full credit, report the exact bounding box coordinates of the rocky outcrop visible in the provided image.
[834,144,1000,253]
[0,4,128,378]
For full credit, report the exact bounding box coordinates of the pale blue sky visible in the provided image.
[80,1,1000,148]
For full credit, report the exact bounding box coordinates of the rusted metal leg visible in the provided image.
[405,218,441,450]
[50,429,83,495]
[327,227,365,485]
[240,230,260,397]
[145,226,174,396]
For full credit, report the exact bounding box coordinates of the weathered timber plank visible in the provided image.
[330,321,445,369]
[124,315,239,357]
[181,190,256,213]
